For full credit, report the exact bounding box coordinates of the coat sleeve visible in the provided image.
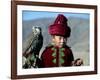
[39,48,47,68]
[69,49,74,62]
[68,49,74,66]
[65,48,74,66]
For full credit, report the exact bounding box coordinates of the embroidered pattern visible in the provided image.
[59,48,65,66]
[52,47,57,63]
[51,47,65,65]
[52,59,56,64]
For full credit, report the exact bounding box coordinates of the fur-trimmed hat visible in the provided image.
[48,14,71,37]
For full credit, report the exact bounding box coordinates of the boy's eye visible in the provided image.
[59,37,63,39]
[58,37,61,40]
[60,37,62,39]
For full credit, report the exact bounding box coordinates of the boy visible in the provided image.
[40,14,83,67]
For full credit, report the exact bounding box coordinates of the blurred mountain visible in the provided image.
[22,17,90,65]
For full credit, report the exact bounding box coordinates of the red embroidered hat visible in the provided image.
[48,14,71,37]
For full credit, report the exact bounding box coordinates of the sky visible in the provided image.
[22,10,90,21]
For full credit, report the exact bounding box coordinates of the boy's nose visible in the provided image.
[60,38,64,43]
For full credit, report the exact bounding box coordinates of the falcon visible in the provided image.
[23,26,43,68]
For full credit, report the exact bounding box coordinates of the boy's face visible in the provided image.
[52,35,66,48]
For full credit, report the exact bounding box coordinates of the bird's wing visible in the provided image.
[23,32,36,54]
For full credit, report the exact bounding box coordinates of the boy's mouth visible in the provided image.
[57,43,64,47]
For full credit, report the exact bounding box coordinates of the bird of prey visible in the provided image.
[22,26,43,68]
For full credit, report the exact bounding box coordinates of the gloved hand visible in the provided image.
[72,58,83,66]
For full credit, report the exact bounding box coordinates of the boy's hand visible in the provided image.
[72,58,83,66]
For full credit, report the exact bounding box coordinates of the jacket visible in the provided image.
[41,45,74,67]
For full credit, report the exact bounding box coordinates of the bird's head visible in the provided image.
[32,26,42,35]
